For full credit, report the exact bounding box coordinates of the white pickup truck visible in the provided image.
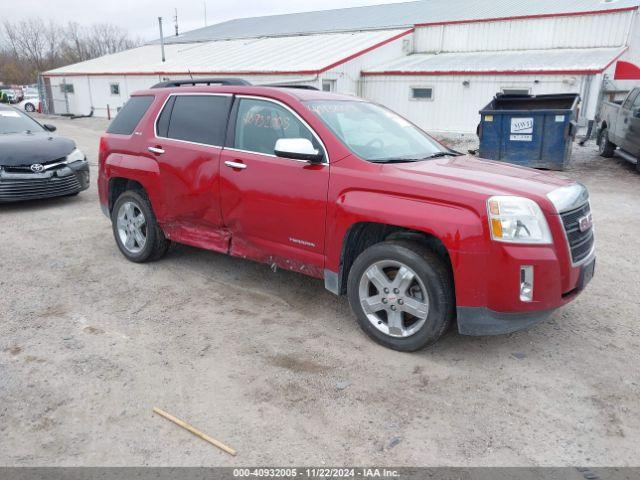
[597,87,640,171]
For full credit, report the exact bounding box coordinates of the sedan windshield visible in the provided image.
[0,109,45,135]
[305,100,454,162]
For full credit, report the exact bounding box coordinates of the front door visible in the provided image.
[148,93,233,251]
[626,92,640,155]
[615,90,638,149]
[220,96,329,277]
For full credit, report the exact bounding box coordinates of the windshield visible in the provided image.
[0,109,45,135]
[305,100,452,162]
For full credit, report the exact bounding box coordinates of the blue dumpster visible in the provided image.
[478,93,580,170]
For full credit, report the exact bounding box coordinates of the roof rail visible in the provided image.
[151,78,252,88]
[271,85,319,91]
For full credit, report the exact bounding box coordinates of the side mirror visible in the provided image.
[43,124,57,132]
[274,138,323,163]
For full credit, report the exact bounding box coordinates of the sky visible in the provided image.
[4,0,412,42]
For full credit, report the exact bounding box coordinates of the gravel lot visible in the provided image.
[1,114,639,467]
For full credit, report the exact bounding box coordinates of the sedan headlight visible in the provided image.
[65,148,85,164]
[487,196,552,244]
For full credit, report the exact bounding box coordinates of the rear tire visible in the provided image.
[347,240,454,352]
[24,103,35,112]
[111,190,170,263]
[598,128,616,158]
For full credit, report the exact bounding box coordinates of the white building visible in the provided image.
[44,0,640,134]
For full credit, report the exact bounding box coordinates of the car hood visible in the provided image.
[389,154,573,206]
[0,132,75,167]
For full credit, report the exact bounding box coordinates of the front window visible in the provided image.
[234,98,321,156]
[305,100,452,163]
[0,109,45,134]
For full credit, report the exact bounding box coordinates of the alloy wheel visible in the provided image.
[116,201,147,254]
[358,260,430,338]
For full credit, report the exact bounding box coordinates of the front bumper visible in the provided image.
[457,307,555,336]
[456,250,595,336]
[0,160,90,202]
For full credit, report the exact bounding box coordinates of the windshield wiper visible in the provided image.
[369,158,423,164]
[370,151,462,164]
[422,151,462,159]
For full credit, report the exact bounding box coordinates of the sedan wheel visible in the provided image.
[358,260,429,338]
[24,103,35,112]
[116,201,147,254]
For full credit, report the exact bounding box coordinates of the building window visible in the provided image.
[110,83,120,95]
[60,83,74,94]
[411,87,433,101]
[322,80,336,92]
[501,88,530,96]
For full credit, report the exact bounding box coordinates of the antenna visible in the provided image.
[204,1,207,26]
[158,17,166,62]
[174,8,179,36]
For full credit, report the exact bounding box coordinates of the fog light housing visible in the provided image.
[520,265,534,302]
[79,171,90,187]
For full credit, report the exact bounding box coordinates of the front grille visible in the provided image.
[3,157,66,173]
[0,173,80,202]
[560,202,594,264]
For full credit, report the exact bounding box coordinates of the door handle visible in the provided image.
[148,146,165,155]
[225,161,247,170]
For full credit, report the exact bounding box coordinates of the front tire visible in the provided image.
[347,240,454,352]
[24,103,35,112]
[111,190,170,263]
[598,128,616,158]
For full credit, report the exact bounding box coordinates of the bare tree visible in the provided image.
[3,19,62,73]
[0,18,140,84]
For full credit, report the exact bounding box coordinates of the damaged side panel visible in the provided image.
[228,235,324,279]
[160,222,231,254]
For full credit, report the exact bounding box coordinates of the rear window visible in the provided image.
[160,95,231,146]
[107,95,154,135]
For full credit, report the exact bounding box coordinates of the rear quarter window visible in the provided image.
[107,95,155,135]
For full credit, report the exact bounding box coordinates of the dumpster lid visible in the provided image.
[482,93,580,113]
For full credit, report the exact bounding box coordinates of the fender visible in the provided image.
[325,189,488,305]
[103,153,167,219]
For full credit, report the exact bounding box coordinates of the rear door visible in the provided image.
[148,93,232,250]
[219,96,330,276]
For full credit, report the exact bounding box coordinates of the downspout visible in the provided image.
[582,74,593,126]
[87,75,94,114]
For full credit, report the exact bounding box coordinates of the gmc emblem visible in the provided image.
[578,213,593,232]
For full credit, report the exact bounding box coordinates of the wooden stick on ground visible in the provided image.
[153,407,237,456]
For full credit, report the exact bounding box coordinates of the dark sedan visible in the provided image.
[0,105,89,202]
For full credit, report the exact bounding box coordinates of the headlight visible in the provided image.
[65,148,85,164]
[487,196,552,244]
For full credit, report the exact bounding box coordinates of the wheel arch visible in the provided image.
[108,177,146,214]
[597,121,608,144]
[334,222,454,297]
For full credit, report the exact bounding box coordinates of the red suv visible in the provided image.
[98,79,595,351]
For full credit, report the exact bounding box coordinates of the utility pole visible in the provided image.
[158,17,166,62]
[174,8,179,36]
[204,2,207,26]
